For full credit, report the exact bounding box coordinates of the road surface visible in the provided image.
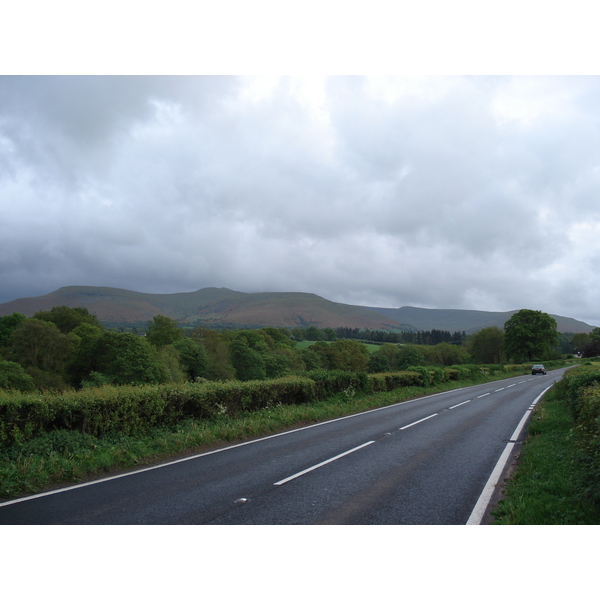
[0,369,565,524]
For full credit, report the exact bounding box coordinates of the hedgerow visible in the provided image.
[0,361,563,450]
[0,376,319,447]
[368,371,424,391]
[549,365,600,505]
[0,368,445,448]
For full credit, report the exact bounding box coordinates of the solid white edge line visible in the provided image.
[466,385,552,525]
[273,441,375,486]
[0,387,465,508]
[399,413,438,430]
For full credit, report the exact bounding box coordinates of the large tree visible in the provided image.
[580,328,600,358]
[229,337,266,381]
[34,305,102,333]
[396,345,425,369]
[467,326,505,364]
[503,309,558,362]
[93,331,162,385]
[0,313,27,347]
[173,337,208,380]
[0,359,36,391]
[312,339,370,372]
[145,315,183,347]
[424,342,467,366]
[190,328,235,380]
[67,323,106,386]
[7,318,78,373]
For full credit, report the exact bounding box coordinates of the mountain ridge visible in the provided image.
[0,286,595,334]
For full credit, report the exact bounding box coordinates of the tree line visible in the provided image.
[329,327,468,345]
[0,305,589,393]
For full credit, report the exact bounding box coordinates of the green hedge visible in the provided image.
[551,366,600,504]
[556,366,600,420]
[0,377,318,447]
[302,370,372,397]
[368,371,425,391]
[0,361,558,449]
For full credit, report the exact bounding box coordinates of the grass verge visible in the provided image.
[491,383,600,524]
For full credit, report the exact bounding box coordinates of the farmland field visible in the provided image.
[295,340,381,353]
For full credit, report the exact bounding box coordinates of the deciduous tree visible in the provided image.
[173,338,208,380]
[467,326,505,364]
[0,359,36,391]
[0,313,27,347]
[396,345,425,369]
[580,328,600,358]
[229,337,266,381]
[503,309,558,362]
[93,331,161,385]
[34,305,102,333]
[7,318,78,374]
[67,323,105,386]
[425,342,467,366]
[191,328,235,380]
[313,339,370,372]
[145,315,183,347]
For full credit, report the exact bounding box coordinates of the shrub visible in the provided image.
[404,366,431,386]
[560,367,600,420]
[0,360,36,392]
[443,368,461,381]
[368,371,424,391]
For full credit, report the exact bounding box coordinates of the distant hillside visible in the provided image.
[0,286,595,334]
[0,286,412,331]
[367,306,595,334]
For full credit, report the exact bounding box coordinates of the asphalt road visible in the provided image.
[0,369,566,525]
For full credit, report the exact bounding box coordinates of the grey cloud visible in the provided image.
[1,75,600,326]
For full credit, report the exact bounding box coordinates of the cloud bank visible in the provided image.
[1,75,600,325]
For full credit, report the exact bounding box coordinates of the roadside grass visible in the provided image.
[0,367,558,501]
[491,383,600,525]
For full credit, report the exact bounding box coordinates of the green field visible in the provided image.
[295,340,381,353]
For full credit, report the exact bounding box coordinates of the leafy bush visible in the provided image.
[443,368,461,381]
[303,370,372,398]
[558,367,600,420]
[368,371,424,391]
[0,360,36,392]
[17,429,99,458]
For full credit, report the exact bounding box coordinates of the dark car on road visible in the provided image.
[532,364,547,375]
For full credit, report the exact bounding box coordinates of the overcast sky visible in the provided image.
[2,74,600,325]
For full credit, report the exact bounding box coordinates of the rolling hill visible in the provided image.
[0,286,595,334]
[0,286,413,331]
[367,306,595,335]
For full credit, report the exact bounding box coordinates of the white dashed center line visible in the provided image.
[449,400,471,410]
[273,441,375,486]
[400,413,438,430]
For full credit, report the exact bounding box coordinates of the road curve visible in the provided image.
[0,369,566,524]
